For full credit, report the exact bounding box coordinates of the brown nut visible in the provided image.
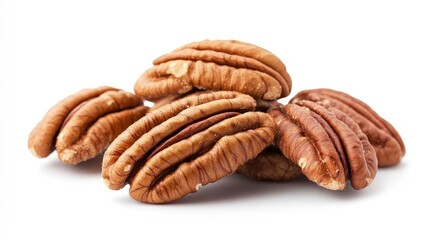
[237,146,302,181]
[28,86,149,165]
[147,89,203,113]
[102,91,276,203]
[291,88,405,167]
[149,90,282,114]
[146,91,288,183]
[134,40,291,100]
[269,101,377,190]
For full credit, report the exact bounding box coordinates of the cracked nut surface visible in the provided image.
[134,40,291,100]
[269,101,377,190]
[237,146,301,181]
[28,86,149,165]
[291,88,405,167]
[102,91,276,203]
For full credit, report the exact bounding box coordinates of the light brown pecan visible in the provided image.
[134,40,291,100]
[269,101,377,190]
[237,146,301,181]
[28,86,149,165]
[149,90,282,114]
[147,89,203,113]
[102,91,276,203]
[291,88,405,167]
[148,92,291,182]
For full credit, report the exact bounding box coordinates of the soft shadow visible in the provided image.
[40,154,103,175]
[107,163,407,205]
[378,160,408,171]
[173,174,301,205]
[113,163,406,205]
[113,193,143,206]
[321,182,376,199]
[173,173,380,205]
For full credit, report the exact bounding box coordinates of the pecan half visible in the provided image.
[134,40,291,100]
[291,88,405,167]
[147,89,203,113]
[149,90,282,113]
[102,91,276,203]
[28,86,149,165]
[237,146,301,181]
[269,101,377,190]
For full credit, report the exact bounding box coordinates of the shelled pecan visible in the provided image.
[147,91,297,182]
[102,91,276,203]
[147,89,203,113]
[149,90,282,114]
[291,88,405,167]
[237,146,301,181]
[26,38,407,204]
[269,101,377,190]
[28,86,149,165]
[134,40,292,100]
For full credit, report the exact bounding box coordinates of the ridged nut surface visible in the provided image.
[237,146,301,181]
[102,91,276,203]
[269,101,377,190]
[28,86,148,164]
[134,40,291,100]
[291,88,405,167]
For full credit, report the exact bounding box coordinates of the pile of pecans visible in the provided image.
[28,40,405,204]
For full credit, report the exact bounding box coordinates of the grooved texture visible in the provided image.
[269,101,377,190]
[102,91,276,203]
[291,88,405,167]
[134,40,291,100]
[237,147,302,181]
[28,86,148,164]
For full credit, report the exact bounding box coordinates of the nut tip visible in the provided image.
[195,183,203,191]
[366,178,373,185]
[59,149,79,164]
[103,177,112,188]
[29,146,42,158]
[321,179,346,191]
[298,157,307,169]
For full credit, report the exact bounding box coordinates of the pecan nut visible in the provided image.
[134,40,291,100]
[237,146,301,181]
[28,86,149,165]
[269,101,377,190]
[291,88,405,167]
[102,91,276,203]
[149,90,282,113]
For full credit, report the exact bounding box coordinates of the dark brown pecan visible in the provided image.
[28,86,149,165]
[291,88,405,167]
[237,146,301,181]
[102,91,276,203]
[134,40,291,100]
[269,101,377,190]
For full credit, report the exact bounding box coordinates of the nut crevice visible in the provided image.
[28,86,148,164]
[291,88,405,166]
[102,91,276,203]
[270,100,377,190]
[134,40,291,100]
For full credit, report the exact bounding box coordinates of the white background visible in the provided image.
[1,0,428,239]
